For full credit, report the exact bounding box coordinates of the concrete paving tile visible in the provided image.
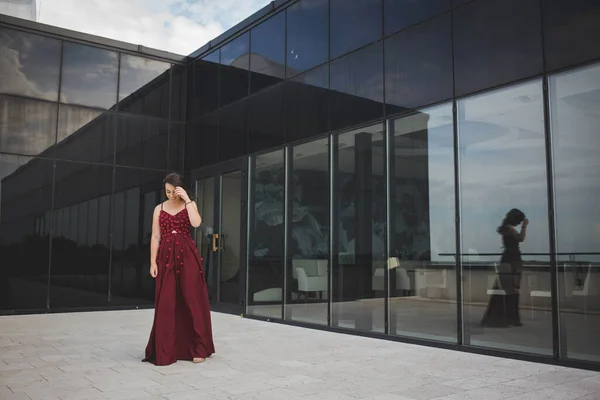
[392,383,465,400]
[162,388,235,400]
[89,377,161,393]
[443,375,512,390]
[301,391,357,400]
[507,385,590,400]
[434,382,533,400]
[574,394,600,400]
[1,310,599,400]
[142,382,194,396]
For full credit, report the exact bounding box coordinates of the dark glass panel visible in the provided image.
[192,51,219,118]
[0,28,61,102]
[330,42,384,131]
[543,0,600,71]
[389,103,457,343]
[550,63,600,363]
[118,54,170,118]
[332,123,386,333]
[50,161,113,309]
[185,115,218,170]
[330,0,382,59]
[218,100,247,162]
[385,14,453,113]
[118,75,169,119]
[248,85,284,153]
[60,42,119,109]
[220,33,250,107]
[110,167,164,306]
[452,0,471,6]
[286,0,328,76]
[287,137,330,325]
[458,80,552,355]
[0,155,52,311]
[247,150,285,319]
[285,64,329,143]
[384,0,451,36]
[170,64,188,122]
[0,95,57,156]
[453,0,543,96]
[118,55,170,100]
[115,114,168,170]
[53,104,113,164]
[169,122,185,171]
[250,12,286,93]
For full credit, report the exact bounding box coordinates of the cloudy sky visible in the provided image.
[36,0,270,55]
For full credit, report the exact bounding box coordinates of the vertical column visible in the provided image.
[355,131,373,331]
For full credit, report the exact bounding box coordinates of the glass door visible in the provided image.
[192,157,248,314]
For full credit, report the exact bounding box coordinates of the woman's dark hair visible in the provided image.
[497,208,526,233]
[163,172,185,189]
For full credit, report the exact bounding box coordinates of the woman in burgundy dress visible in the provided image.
[481,208,528,328]
[143,173,215,366]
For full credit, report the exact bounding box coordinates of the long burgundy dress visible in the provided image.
[143,205,215,366]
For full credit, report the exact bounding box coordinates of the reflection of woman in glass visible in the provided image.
[481,208,528,327]
[143,173,215,366]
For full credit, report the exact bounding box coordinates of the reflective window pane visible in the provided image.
[0,95,57,156]
[385,14,453,113]
[53,104,113,163]
[169,122,185,171]
[287,137,330,325]
[286,0,328,76]
[550,63,600,363]
[453,0,543,96]
[220,33,250,107]
[285,64,329,143]
[185,115,218,170]
[458,80,552,355]
[389,103,457,343]
[110,167,164,306]
[0,155,52,311]
[118,55,170,99]
[250,12,285,93]
[384,0,451,36]
[247,150,285,319]
[333,123,386,333]
[118,55,170,115]
[50,161,113,309]
[330,0,382,59]
[115,114,168,170]
[543,0,600,71]
[0,28,61,101]
[170,64,188,122]
[60,42,118,109]
[218,100,248,162]
[249,85,284,153]
[330,42,383,131]
[192,51,220,117]
[452,0,471,7]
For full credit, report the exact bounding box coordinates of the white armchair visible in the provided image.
[372,258,411,293]
[293,259,328,300]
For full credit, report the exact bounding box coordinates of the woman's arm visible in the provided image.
[175,186,202,228]
[150,205,161,276]
[185,200,202,228]
[508,219,528,242]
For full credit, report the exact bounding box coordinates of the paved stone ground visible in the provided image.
[1,310,600,400]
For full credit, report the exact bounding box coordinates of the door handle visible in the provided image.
[211,233,219,252]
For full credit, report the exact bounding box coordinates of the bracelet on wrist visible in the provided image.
[185,200,193,205]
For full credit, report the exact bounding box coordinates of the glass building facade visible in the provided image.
[2,0,600,370]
